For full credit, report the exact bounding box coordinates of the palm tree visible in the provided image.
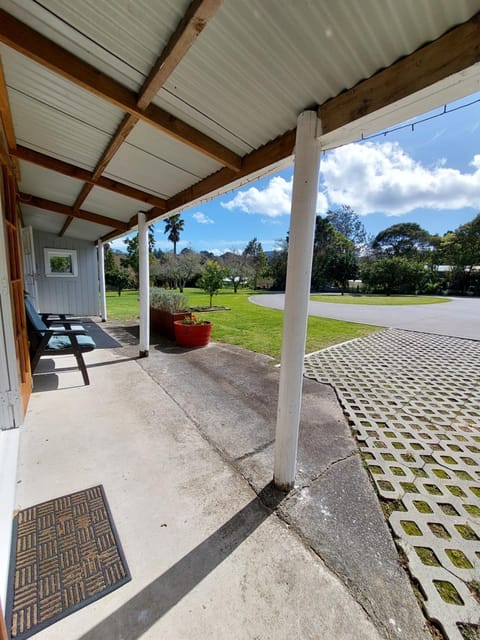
[164,214,184,255]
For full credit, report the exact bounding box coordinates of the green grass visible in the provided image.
[106,290,141,320]
[310,294,449,305]
[106,288,379,360]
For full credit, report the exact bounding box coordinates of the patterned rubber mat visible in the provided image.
[304,329,480,640]
[6,485,130,639]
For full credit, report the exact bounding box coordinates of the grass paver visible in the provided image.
[304,328,480,640]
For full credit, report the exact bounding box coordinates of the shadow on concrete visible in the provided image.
[85,357,140,369]
[77,482,285,640]
[80,321,122,349]
[32,373,59,392]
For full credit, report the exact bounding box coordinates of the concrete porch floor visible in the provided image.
[10,327,431,640]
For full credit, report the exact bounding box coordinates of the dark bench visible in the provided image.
[24,296,96,385]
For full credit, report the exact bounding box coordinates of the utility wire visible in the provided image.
[358,97,480,143]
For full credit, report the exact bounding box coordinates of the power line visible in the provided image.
[358,96,480,143]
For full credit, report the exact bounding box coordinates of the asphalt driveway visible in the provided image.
[250,294,480,340]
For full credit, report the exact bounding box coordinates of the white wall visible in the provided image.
[33,230,100,315]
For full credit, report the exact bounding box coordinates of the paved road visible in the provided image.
[250,294,480,340]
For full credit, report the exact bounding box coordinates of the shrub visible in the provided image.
[150,287,189,312]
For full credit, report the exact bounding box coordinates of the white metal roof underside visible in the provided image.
[0,0,479,243]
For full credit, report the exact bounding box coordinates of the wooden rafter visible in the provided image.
[0,54,19,177]
[0,8,240,171]
[12,145,167,208]
[53,0,222,236]
[137,0,222,110]
[18,193,129,231]
[0,56,16,151]
[319,11,480,133]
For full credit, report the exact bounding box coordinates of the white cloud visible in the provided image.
[221,176,328,217]
[321,142,480,216]
[107,238,128,252]
[192,211,214,224]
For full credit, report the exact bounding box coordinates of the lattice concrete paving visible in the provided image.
[304,329,480,640]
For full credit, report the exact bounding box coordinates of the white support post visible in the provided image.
[97,242,107,322]
[138,212,150,357]
[274,110,322,491]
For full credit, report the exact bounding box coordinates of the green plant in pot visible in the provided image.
[149,288,191,339]
[174,314,212,348]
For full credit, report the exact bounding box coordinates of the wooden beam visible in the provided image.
[319,12,480,133]
[0,54,20,178]
[101,228,125,243]
[160,129,296,217]
[137,0,222,109]
[0,55,16,151]
[92,115,138,181]
[18,192,129,231]
[55,2,221,236]
[58,182,99,237]
[68,0,221,215]
[0,9,241,171]
[12,145,167,208]
[59,215,74,237]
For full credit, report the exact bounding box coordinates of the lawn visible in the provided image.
[310,294,449,305]
[107,289,379,360]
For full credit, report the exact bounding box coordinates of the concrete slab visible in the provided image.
[138,340,430,640]
[11,346,387,640]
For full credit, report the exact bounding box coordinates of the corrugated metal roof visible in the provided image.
[18,161,81,205]
[21,205,65,235]
[124,122,223,182]
[1,0,479,245]
[82,187,149,222]
[66,218,112,242]
[158,0,480,149]
[0,0,190,90]
[104,134,222,199]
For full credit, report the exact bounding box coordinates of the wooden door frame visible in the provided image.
[1,163,31,423]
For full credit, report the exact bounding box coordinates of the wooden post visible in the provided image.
[97,241,107,322]
[138,212,150,357]
[273,110,321,491]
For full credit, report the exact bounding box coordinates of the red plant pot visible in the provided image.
[174,320,213,348]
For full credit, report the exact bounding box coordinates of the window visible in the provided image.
[44,248,78,277]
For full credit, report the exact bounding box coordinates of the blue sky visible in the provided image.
[111,91,480,255]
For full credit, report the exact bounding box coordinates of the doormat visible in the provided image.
[6,485,131,639]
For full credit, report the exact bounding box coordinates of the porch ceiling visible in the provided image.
[0,0,479,243]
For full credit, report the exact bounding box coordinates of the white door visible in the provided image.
[21,225,38,309]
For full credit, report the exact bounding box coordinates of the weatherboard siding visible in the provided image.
[33,230,99,315]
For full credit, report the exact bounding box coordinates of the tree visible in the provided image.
[199,260,226,307]
[310,216,359,293]
[243,237,267,289]
[121,227,156,285]
[311,217,336,290]
[361,257,425,295]
[221,252,254,293]
[326,205,367,250]
[164,214,185,255]
[105,268,133,296]
[371,223,432,258]
[103,243,115,272]
[153,251,203,292]
[323,233,358,294]
[269,238,289,291]
[439,214,480,294]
